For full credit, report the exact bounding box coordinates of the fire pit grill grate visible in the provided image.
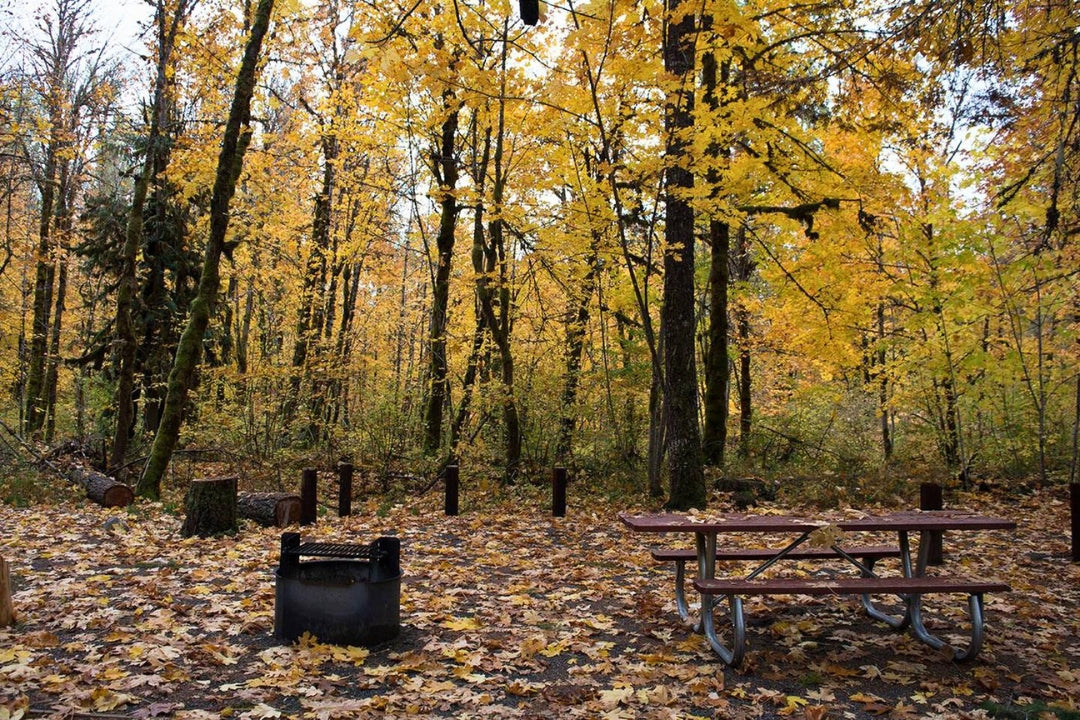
[287,541,384,560]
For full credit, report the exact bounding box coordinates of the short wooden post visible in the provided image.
[300,468,318,526]
[444,464,459,516]
[920,482,944,565]
[1071,483,1080,562]
[0,556,13,627]
[338,462,353,517]
[181,476,238,538]
[552,466,567,517]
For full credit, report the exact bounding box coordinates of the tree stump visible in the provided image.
[181,476,238,538]
[237,491,300,527]
[66,465,134,507]
[0,556,13,627]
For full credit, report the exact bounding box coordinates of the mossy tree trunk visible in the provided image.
[110,0,192,474]
[136,0,276,499]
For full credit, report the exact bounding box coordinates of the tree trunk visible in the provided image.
[24,147,58,438]
[484,33,522,481]
[137,0,276,499]
[66,465,134,507]
[734,225,754,459]
[700,22,730,469]
[289,133,336,425]
[648,359,665,497]
[423,100,460,455]
[181,476,238,538]
[43,251,68,444]
[877,301,892,459]
[112,0,190,472]
[661,0,705,510]
[702,218,730,467]
[450,313,487,455]
[237,491,300,527]
[557,254,597,461]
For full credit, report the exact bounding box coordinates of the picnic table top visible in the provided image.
[618,509,1017,533]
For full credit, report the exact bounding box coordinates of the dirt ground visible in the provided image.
[1,483,1078,719]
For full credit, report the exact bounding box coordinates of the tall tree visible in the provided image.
[422,67,461,457]
[110,0,196,473]
[21,0,111,437]
[661,0,705,509]
[699,12,730,468]
[138,0,275,499]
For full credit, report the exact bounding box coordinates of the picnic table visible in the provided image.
[619,509,1016,668]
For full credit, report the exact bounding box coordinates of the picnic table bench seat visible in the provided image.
[693,575,1011,597]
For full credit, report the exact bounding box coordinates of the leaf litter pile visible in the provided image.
[2,485,1079,719]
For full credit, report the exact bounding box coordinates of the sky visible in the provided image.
[95,0,154,57]
[1,0,152,66]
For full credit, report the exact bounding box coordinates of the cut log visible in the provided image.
[237,491,300,528]
[181,476,238,538]
[0,556,13,627]
[66,465,134,507]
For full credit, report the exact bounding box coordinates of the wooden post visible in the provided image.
[0,556,13,627]
[552,466,567,517]
[181,476,238,538]
[920,482,944,565]
[1071,483,1080,562]
[300,468,318,526]
[338,462,353,517]
[444,464,459,516]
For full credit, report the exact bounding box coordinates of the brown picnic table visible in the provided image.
[619,510,1016,668]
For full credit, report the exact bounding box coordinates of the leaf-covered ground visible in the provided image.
[2,484,1078,719]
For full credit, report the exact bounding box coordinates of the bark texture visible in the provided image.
[181,476,238,538]
[237,491,300,527]
[66,465,134,507]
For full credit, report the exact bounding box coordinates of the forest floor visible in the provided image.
[1,480,1078,719]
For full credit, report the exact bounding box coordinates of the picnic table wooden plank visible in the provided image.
[619,510,1017,533]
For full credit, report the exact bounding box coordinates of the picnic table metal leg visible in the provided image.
[673,558,693,624]
[693,530,746,666]
[827,545,909,629]
[692,532,717,633]
[908,591,987,661]
[904,529,987,661]
[700,594,746,667]
[856,557,911,630]
[855,531,915,629]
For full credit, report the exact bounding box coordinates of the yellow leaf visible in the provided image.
[441,616,482,631]
[778,695,809,716]
[540,640,568,657]
[807,524,845,548]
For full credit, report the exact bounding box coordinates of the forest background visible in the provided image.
[0,0,1077,509]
